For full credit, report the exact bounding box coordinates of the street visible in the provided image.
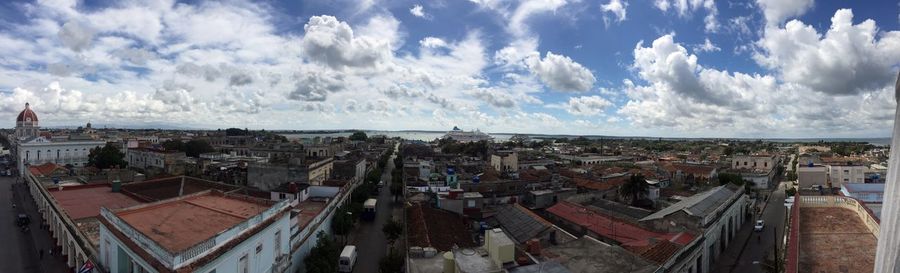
[0,176,70,273]
[712,181,788,273]
[352,145,399,273]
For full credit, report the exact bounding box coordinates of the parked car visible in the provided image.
[754,220,765,232]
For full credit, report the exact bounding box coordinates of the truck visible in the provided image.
[362,198,377,221]
[338,245,357,272]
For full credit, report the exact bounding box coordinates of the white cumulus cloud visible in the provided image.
[526,51,596,92]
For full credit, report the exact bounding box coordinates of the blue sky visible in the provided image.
[0,0,897,137]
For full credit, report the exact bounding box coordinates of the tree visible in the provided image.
[88,143,127,169]
[349,131,368,141]
[382,219,403,251]
[331,205,354,244]
[225,127,249,136]
[304,231,340,273]
[379,251,405,273]
[183,139,215,157]
[161,139,184,151]
[619,174,648,206]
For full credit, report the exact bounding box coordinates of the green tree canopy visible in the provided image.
[183,139,215,157]
[88,143,127,169]
[304,231,340,273]
[379,251,405,273]
[620,174,648,206]
[349,131,368,141]
[382,219,403,247]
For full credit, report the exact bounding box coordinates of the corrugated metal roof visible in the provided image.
[641,185,739,221]
[492,204,550,244]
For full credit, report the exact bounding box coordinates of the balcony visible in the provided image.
[784,195,879,273]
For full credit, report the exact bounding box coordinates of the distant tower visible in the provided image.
[15,102,39,139]
[875,72,900,273]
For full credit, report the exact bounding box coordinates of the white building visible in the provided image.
[827,164,866,186]
[126,147,186,172]
[99,191,293,273]
[11,103,105,175]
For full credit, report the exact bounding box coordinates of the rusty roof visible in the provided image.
[114,192,271,253]
[49,184,144,220]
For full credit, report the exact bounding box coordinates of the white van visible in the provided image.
[339,245,357,272]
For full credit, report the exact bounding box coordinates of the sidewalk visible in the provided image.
[12,181,72,273]
[710,217,757,273]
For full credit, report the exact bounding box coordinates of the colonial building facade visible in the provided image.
[10,103,105,175]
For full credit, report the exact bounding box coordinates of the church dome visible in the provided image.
[17,103,38,123]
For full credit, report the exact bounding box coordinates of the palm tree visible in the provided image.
[620,174,648,206]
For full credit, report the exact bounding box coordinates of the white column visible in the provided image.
[875,72,900,273]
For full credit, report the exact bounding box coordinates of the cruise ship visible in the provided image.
[442,126,493,143]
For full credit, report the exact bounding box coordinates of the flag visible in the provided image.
[77,261,94,273]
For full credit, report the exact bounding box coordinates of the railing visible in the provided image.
[100,207,176,268]
[785,195,880,273]
[102,198,290,269]
[174,198,290,266]
[796,195,880,238]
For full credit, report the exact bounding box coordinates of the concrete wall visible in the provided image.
[798,166,827,188]
[828,165,865,186]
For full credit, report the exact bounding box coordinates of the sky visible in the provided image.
[0,0,898,138]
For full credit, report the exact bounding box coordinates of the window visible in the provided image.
[743,162,747,166]
[467,200,476,208]
[256,242,263,254]
[238,254,249,273]
[274,230,282,256]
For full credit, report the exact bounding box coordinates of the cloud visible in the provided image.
[526,51,596,92]
[756,0,814,26]
[58,20,95,52]
[562,95,612,116]
[600,0,628,25]
[420,37,448,48]
[469,88,517,108]
[288,69,346,101]
[619,27,896,136]
[410,4,426,18]
[753,9,900,95]
[300,15,392,69]
[229,73,254,86]
[653,0,719,32]
[693,38,720,52]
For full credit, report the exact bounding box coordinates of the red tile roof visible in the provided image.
[573,176,628,191]
[49,184,144,220]
[28,162,65,177]
[407,203,477,251]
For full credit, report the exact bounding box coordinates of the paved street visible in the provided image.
[712,181,788,273]
[0,176,70,273]
[352,145,399,273]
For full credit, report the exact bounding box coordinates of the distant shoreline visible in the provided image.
[279,130,891,145]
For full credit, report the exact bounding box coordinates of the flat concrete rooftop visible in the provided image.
[116,193,270,253]
[50,184,143,220]
[799,207,876,273]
